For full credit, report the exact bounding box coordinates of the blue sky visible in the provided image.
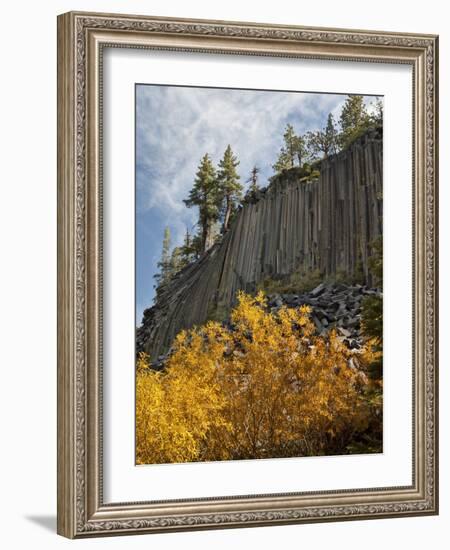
[135,85,378,324]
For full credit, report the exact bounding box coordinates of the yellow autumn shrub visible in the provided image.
[136,291,381,465]
[136,342,231,464]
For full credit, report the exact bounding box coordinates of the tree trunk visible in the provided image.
[223,198,232,232]
[201,223,209,254]
[204,223,215,252]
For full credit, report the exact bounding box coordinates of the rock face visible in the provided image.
[137,128,383,360]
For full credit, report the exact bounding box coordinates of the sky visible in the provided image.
[135,84,378,324]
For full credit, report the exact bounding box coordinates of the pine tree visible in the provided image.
[169,246,184,275]
[184,154,220,253]
[180,227,201,264]
[293,133,308,167]
[154,226,172,288]
[283,124,297,168]
[247,165,260,193]
[272,147,292,173]
[217,145,243,231]
[325,113,339,154]
[180,227,193,264]
[273,124,307,173]
[307,113,339,159]
[273,124,295,172]
[338,95,371,149]
[371,97,383,126]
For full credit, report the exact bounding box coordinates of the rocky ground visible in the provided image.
[145,282,382,371]
[266,282,381,349]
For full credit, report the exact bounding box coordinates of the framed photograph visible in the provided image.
[57,11,439,538]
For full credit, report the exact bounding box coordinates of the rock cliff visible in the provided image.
[137,128,382,360]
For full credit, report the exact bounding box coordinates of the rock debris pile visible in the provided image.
[145,282,381,371]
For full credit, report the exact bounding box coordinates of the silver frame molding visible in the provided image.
[57,11,439,538]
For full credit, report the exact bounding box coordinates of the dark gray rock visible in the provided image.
[268,294,283,308]
[310,283,326,297]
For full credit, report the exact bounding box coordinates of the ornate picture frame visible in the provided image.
[57,11,438,538]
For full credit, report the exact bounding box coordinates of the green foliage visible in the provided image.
[361,296,382,343]
[269,163,321,191]
[345,379,383,454]
[247,165,260,193]
[368,235,383,285]
[169,246,184,274]
[178,227,201,264]
[273,124,308,173]
[299,163,321,182]
[338,95,372,149]
[217,145,243,231]
[361,235,383,346]
[154,226,206,298]
[258,268,324,295]
[184,153,221,253]
[371,97,383,126]
[258,266,365,296]
[272,96,382,173]
[306,113,339,159]
[361,236,383,380]
[154,226,172,289]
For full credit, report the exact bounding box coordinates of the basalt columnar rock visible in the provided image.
[137,128,383,361]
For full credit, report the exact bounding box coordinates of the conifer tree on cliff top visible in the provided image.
[338,95,372,149]
[273,123,307,173]
[184,153,220,254]
[154,226,172,290]
[217,145,243,231]
[247,165,260,194]
[306,113,339,159]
